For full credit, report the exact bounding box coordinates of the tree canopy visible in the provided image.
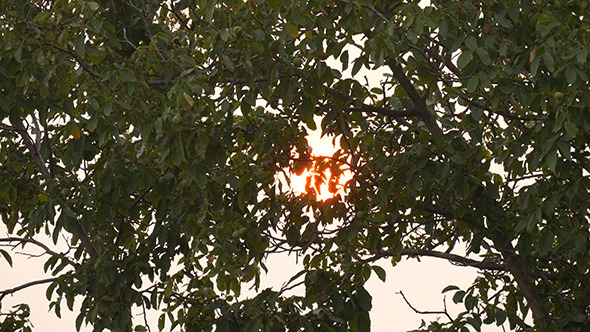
[1,0,590,331]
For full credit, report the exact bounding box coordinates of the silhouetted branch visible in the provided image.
[0,237,61,258]
[397,290,454,322]
[323,86,420,119]
[0,278,58,302]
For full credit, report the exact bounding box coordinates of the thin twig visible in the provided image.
[50,44,102,79]
[366,4,389,23]
[122,28,142,54]
[280,280,305,294]
[141,299,152,332]
[397,290,454,322]
[115,185,154,245]
[0,237,61,257]
[335,118,358,168]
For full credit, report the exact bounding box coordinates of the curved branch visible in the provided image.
[373,248,560,281]
[0,278,57,302]
[0,237,61,258]
[388,248,504,271]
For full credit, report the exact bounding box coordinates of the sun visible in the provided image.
[285,132,353,201]
[289,162,349,201]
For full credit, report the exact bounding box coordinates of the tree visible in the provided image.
[1,0,589,331]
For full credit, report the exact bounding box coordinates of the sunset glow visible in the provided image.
[289,164,351,201]
[285,132,353,201]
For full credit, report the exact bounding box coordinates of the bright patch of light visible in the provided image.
[287,130,353,201]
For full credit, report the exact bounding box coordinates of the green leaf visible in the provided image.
[476,48,491,65]
[183,92,194,107]
[453,290,466,304]
[195,169,207,189]
[496,310,507,325]
[354,288,372,311]
[87,114,98,132]
[371,265,386,282]
[0,248,12,267]
[237,191,247,210]
[266,0,281,10]
[457,50,472,69]
[340,50,349,70]
[353,311,371,332]
[576,48,588,63]
[564,121,578,137]
[442,285,460,293]
[285,226,299,246]
[220,54,235,72]
[530,56,540,77]
[546,150,557,171]
[352,57,364,76]
[465,36,478,50]
[537,13,555,25]
[205,0,216,21]
[565,65,577,84]
[285,24,298,38]
[538,231,554,255]
[103,102,112,116]
[119,68,137,82]
[158,314,165,330]
[87,2,99,11]
[75,312,84,331]
[300,97,315,123]
[543,53,555,72]
[466,75,479,92]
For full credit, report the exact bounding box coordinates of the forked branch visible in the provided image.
[397,290,454,322]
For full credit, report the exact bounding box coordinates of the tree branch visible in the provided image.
[373,247,560,281]
[0,277,58,302]
[66,217,100,260]
[344,106,419,118]
[377,248,505,271]
[353,1,441,135]
[0,237,61,258]
[15,120,50,177]
[14,120,99,261]
[501,248,551,328]
[422,204,553,327]
[396,290,454,322]
[388,61,443,136]
[50,44,102,79]
[323,86,420,119]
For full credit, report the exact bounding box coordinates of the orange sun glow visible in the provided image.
[289,162,350,201]
[285,132,353,201]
